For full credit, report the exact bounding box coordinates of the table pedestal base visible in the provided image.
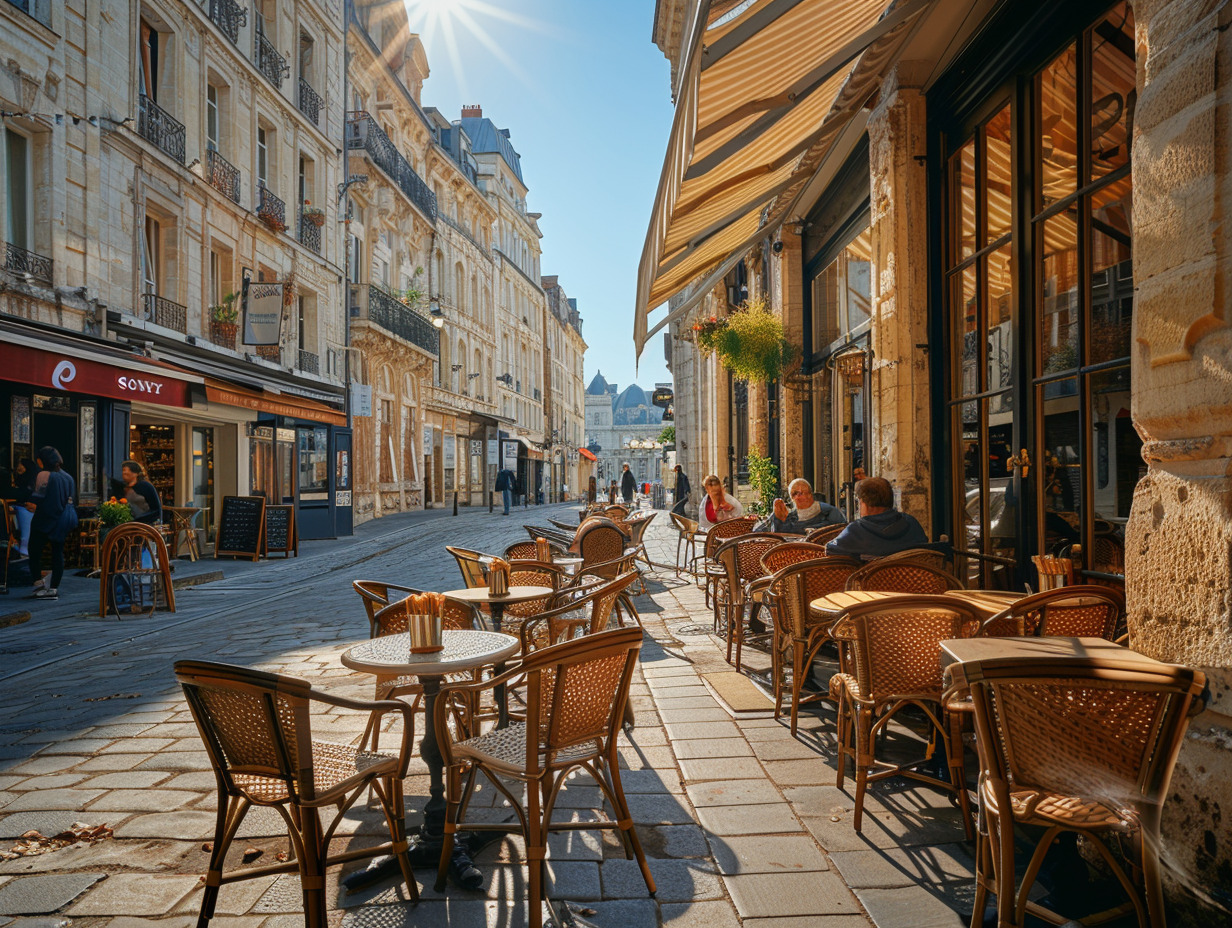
[342,826,489,894]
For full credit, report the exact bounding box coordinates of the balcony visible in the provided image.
[256,344,281,362]
[257,185,286,234]
[298,208,321,253]
[256,31,288,88]
[207,0,245,45]
[298,77,322,125]
[297,349,319,374]
[138,94,186,164]
[205,149,241,204]
[346,112,437,222]
[5,243,53,286]
[350,283,439,356]
[142,292,188,333]
[209,319,237,350]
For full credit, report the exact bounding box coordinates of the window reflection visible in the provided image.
[1039,44,1078,206]
[1091,3,1135,181]
[985,106,1012,243]
[1039,212,1079,375]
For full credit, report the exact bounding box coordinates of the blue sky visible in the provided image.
[405,0,675,395]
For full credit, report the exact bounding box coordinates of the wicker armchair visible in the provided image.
[766,557,862,736]
[176,660,418,927]
[746,541,831,643]
[575,551,642,627]
[980,584,1124,640]
[446,545,489,589]
[669,512,701,576]
[621,511,656,576]
[804,524,846,546]
[433,628,654,928]
[352,580,423,637]
[879,545,954,573]
[830,595,983,835]
[712,533,785,671]
[98,522,176,618]
[517,571,638,655]
[946,656,1206,928]
[690,515,758,602]
[846,559,965,593]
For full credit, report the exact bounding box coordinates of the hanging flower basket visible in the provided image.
[259,212,287,233]
[301,207,326,227]
[692,297,798,383]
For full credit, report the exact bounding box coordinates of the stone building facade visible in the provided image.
[584,372,666,494]
[542,275,588,502]
[648,0,1232,913]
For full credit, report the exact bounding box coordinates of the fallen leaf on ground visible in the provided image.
[242,847,263,863]
[84,693,142,702]
[0,822,113,860]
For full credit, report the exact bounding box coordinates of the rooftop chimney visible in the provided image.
[461,104,482,118]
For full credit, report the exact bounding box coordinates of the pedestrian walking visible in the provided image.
[671,464,691,515]
[494,466,516,515]
[621,463,636,505]
[26,446,77,601]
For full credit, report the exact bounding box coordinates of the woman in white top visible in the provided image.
[697,474,744,532]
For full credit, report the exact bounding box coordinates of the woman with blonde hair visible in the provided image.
[697,474,743,532]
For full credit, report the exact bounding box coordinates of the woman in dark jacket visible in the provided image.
[26,446,77,600]
[9,457,36,557]
[121,460,163,525]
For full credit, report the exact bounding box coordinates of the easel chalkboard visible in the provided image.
[215,495,266,561]
[263,504,298,558]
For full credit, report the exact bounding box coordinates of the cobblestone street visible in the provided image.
[0,507,977,927]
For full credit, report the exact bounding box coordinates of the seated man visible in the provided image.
[826,476,927,558]
[757,478,845,535]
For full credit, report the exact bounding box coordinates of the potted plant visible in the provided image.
[97,496,132,545]
[745,448,780,516]
[692,297,798,383]
[301,200,325,227]
[210,293,239,348]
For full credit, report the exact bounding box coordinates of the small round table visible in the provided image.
[941,589,1022,618]
[442,585,554,633]
[809,589,911,622]
[341,629,519,884]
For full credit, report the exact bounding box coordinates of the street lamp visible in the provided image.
[429,296,445,329]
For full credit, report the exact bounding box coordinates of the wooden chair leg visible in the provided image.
[297,807,328,928]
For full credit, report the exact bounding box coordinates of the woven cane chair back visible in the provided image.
[1090,534,1125,575]
[703,516,758,558]
[834,597,983,701]
[846,559,965,594]
[605,505,629,520]
[761,542,828,575]
[177,661,310,799]
[769,558,862,638]
[579,524,627,569]
[504,541,541,560]
[1001,584,1124,640]
[353,581,422,636]
[804,524,846,546]
[955,658,1205,816]
[99,522,176,617]
[715,533,783,585]
[880,547,952,573]
[518,572,639,654]
[624,513,655,546]
[502,560,565,619]
[374,594,474,637]
[446,546,488,589]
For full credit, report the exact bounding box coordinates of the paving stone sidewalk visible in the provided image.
[0,506,979,927]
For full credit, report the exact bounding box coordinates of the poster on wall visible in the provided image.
[443,434,456,469]
[501,440,519,472]
[242,279,285,346]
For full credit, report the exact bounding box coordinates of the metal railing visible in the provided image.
[142,292,188,333]
[138,94,186,164]
[297,349,319,374]
[346,111,437,222]
[257,185,286,233]
[298,209,321,253]
[256,344,281,361]
[439,213,490,258]
[206,149,241,204]
[209,319,237,350]
[207,0,245,44]
[352,283,439,356]
[298,77,322,125]
[5,242,53,285]
[256,31,288,88]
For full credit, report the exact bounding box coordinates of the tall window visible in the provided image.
[206,84,219,152]
[139,17,160,100]
[142,216,162,294]
[4,128,31,251]
[256,125,270,188]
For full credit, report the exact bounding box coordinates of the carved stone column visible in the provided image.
[867,62,932,530]
[778,230,808,485]
[1127,0,1232,914]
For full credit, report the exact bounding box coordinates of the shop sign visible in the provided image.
[0,342,190,407]
[501,440,519,471]
[350,382,372,417]
[242,279,285,346]
[487,439,497,462]
[443,435,456,468]
[336,490,352,507]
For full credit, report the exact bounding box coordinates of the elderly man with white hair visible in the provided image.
[757,477,845,535]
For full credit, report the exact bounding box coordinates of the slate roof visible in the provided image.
[459,117,524,183]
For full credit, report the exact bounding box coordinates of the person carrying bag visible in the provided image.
[27,446,77,601]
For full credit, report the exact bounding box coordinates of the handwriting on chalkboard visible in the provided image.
[215,496,266,561]
[264,504,297,558]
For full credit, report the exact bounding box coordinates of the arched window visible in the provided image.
[454,262,465,309]
[453,338,465,393]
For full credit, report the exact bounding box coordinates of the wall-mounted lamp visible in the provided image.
[467,371,482,379]
[828,347,872,392]
[450,364,464,372]
[429,297,445,329]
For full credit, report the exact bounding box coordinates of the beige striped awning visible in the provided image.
[634,0,931,357]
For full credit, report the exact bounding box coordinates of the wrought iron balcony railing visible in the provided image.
[138,94,186,164]
[256,344,281,361]
[351,283,439,356]
[207,0,245,45]
[298,209,322,253]
[257,184,286,233]
[297,349,319,374]
[346,111,437,222]
[4,242,53,286]
[256,31,288,88]
[209,319,237,350]
[206,149,241,204]
[298,77,322,125]
[142,292,188,333]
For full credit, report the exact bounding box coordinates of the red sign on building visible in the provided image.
[0,341,192,407]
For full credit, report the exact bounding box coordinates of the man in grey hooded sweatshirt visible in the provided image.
[825,476,926,559]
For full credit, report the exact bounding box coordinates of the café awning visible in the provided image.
[634,0,930,356]
[578,447,598,462]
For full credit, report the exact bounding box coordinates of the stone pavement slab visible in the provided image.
[685,778,782,807]
[66,873,199,915]
[694,802,802,836]
[0,874,104,916]
[725,872,862,919]
[707,833,830,875]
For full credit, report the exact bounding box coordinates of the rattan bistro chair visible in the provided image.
[804,523,846,546]
[946,657,1206,928]
[690,515,758,603]
[176,660,418,928]
[980,584,1124,640]
[765,557,862,736]
[98,522,176,618]
[846,558,965,593]
[446,545,489,589]
[433,628,654,928]
[713,533,784,671]
[353,581,423,637]
[669,512,701,576]
[830,596,984,836]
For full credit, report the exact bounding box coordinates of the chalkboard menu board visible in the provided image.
[263,505,298,558]
[215,495,266,561]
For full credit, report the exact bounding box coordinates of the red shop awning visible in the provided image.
[578,447,597,462]
[0,337,196,407]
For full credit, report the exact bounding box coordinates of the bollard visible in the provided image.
[453,490,458,516]
[489,490,494,514]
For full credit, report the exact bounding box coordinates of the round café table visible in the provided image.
[341,629,519,886]
[809,589,911,622]
[442,585,553,633]
[941,589,1022,618]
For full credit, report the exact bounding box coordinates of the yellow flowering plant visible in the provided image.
[99,497,133,527]
[692,297,797,382]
